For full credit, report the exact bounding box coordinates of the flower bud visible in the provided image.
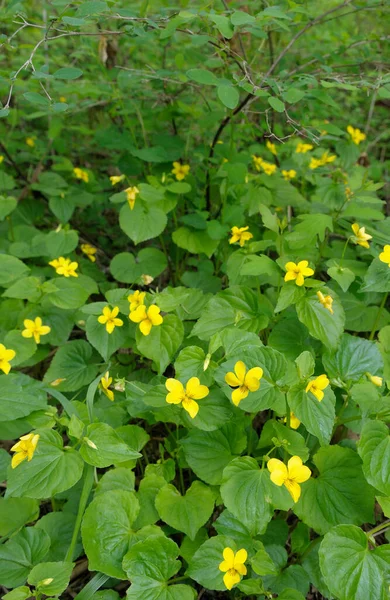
[203,353,211,371]
[84,437,97,449]
[367,373,383,387]
[114,377,126,392]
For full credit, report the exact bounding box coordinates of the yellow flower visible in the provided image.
[309,157,322,170]
[97,306,124,334]
[306,374,329,402]
[26,137,35,147]
[10,433,40,469]
[22,317,51,344]
[351,223,372,249]
[347,125,366,145]
[379,245,390,267]
[316,290,334,314]
[100,371,114,401]
[49,256,78,277]
[128,290,146,313]
[172,162,190,181]
[252,155,264,171]
[284,261,314,286]
[73,167,89,183]
[296,142,313,154]
[225,360,263,406]
[125,186,140,210]
[266,140,277,155]
[229,226,253,247]
[284,412,301,429]
[0,155,4,164]
[110,174,125,186]
[219,547,247,590]
[320,151,336,164]
[367,373,382,387]
[345,186,353,200]
[0,343,16,375]
[282,169,296,181]
[81,243,97,262]
[129,304,163,336]
[268,455,311,502]
[261,161,277,176]
[165,377,209,418]
[59,96,67,103]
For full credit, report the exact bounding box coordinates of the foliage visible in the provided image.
[0,1,390,599]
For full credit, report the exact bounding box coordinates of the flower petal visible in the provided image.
[223,570,240,590]
[225,371,240,387]
[129,305,147,323]
[231,386,248,406]
[234,549,247,566]
[284,479,301,503]
[234,361,246,384]
[222,547,235,567]
[139,319,152,336]
[183,398,199,418]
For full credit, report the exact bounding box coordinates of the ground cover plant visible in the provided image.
[0,0,390,599]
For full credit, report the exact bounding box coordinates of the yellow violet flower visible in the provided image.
[130,304,163,336]
[165,377,209,418]
[266,140,277,155]
[347,125,366,145]
[110,174,125,186]
[379,245,390,267]
[284,261,314,287]
[229,226,253,247]
[284,412,301,429]
[367,373,382,387]
[100,371,114,401]
[26,137,35,147]
[128,290,146,313]
[282,169,296,181]
[306,374,329,402]
[10,433,40,469]
[296,142,313,154]
[225,360,263,406]
[252,155,264,171]
[97,306,124,334]
[219,547,247,590]
[261,161,277,176]
[320,151,336,165]
[73,167,89,183]
[22,317,51,344]
[81,243,97,262]
[0,343,16,375]
[309,157,322,170]
[268,455,311,502]
[351,223,372,249]
[49,256,78,277]
[172,162,190,181]
[125,186,140,210]
[316,291,334,314]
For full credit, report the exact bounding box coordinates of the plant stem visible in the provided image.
[65,464,95,562]
[366,519,390,537]
[369,292,388,340]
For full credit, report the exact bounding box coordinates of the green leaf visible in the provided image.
[23,92,49,106]
[217,85,240,110]
[80,423,141,468]
[82,490,140,579]
[76,1,108,16]
[43,340,99,392]
[258,420,309,461]
[327,265,355,292]
[221,456,292,536]
[208,14,235,39]
[294,446,375,535]
[287,385,335,447]
[35,512,81,562]
[28,561,74,596]
[180,387,233,432]
[181,423,247,485]
[186,69,220,86]
[295,351,315,379]
[124,536,193,600]
[230,10,256,25]
[275,283,305,313]
[268,97,285,112]
[0,497,39,536]
[45,276,95,309]
[6,429,84,499]
[2,586,31,600]
[53,67,83,80]
[96,468,135,496]
[358,420,390,495]
[45,229,78,257]
[0,373,46,421]
[155,481,215,540]
[319,525,390,600]
[119,202,167,245]
[0,528,50,587]
[133,473,167,529]
[172,226,219,258]
[283,88,305,104]
[323,333,383,384]
[3,330,37,366]
[0,255,29,286]
[362,257,390,292]
[191,286,270,341]
[187,535,241,591]
[136,313,184,374]
[86,314,129,362]
[296,288,345,349]
[110,248,167,284]
[0,195,17,220]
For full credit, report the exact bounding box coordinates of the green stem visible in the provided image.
[65,464,95,562]
[369,292,388,341]
[367,519,390,537]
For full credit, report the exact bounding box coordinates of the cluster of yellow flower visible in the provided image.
[252,155,277,175]
[49,256,79,277]
[0,317,51,375]
[309,150,336,170]
[347,125,366,145]
[73,167,89,183]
